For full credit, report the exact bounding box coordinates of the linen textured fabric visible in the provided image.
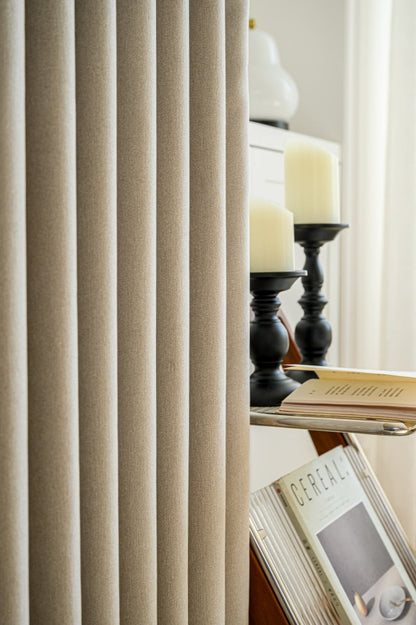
[0,1,250,624]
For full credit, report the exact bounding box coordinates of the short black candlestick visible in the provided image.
[288,224,348,384]
[250,271,305,406]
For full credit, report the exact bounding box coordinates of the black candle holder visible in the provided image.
[287,223,348,384]
[250,271,306,406]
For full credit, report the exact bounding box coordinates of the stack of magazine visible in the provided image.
[250,441,416,625]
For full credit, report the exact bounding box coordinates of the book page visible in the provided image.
[280,378,416,411]
[285,365,416,383]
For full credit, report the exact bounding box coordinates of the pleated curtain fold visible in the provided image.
[0,1,249,624]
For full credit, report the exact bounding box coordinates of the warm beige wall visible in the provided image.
[249,0,346,143]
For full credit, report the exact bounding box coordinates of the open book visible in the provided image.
[279,366,416,423]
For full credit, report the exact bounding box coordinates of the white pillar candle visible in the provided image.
[284,139,340,223]
[250,197,295,272]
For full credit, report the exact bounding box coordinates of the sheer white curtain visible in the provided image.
[341,0,416,547]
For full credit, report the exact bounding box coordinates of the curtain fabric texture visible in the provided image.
[0,2,250,624]
[341,0,416,548]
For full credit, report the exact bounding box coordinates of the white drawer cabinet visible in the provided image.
[249,121,343,491]
[250,147,285,203]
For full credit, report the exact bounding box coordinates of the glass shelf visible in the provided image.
[250,407,416,436]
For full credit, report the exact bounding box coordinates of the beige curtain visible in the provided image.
[0,2,250,624]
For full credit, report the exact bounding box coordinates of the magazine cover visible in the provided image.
[275,446,416,625]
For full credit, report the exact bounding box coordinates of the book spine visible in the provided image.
[276,484,356,625]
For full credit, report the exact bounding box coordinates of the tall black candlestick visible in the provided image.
[287,223,348,384]
[250,271,305,406]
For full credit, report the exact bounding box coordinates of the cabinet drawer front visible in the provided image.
[250,147,285,205]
